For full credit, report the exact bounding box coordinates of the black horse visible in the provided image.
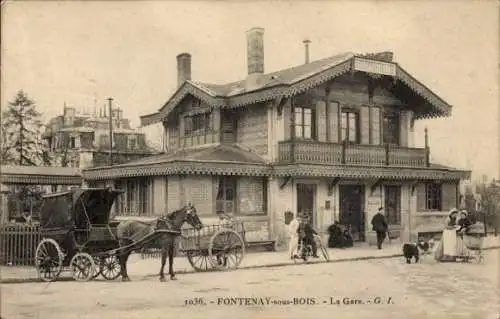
[115,204,203,282]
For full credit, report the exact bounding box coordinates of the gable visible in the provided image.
[141,55,452,126]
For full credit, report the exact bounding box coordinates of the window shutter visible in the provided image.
[327,101,339,142]
[283,101,291,140]
[416,183,427,211]
[371,107,381,145]
[441,182,457,211]
[315,101,327,142]
[360,106,370,144]
[399,111,408,147]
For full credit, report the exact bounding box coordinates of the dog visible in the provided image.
[402,239,431,264]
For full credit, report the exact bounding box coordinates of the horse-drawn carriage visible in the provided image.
[180,220,246,271]
[35,188,172,282]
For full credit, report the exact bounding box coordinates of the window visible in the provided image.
[341,110,359,143]
[192,99,201,108]
[384,186,401,225]
[216,176,236,214]
[383,111,400,145]
[425,183,442,211]
[128,136,137,150]
[69,137,76,148]
[294,107,315,139]
[184,112,212,136]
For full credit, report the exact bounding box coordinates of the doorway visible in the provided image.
[339,185,365,241]
[384,185,401,225]
[296,184,316,227]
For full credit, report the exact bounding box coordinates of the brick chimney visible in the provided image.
[177,53,192,88]
[245,27,265,91]
[303,39,311,64]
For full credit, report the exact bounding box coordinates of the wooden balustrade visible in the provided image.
[278,140,428,167]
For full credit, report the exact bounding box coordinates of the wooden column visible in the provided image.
[337,101,342,141]
[290,97,296,163]
[325,88,330,142]
[424,127,430,167]
[368,79,374,144]
[178,113,185,148]
[212,108,221,144]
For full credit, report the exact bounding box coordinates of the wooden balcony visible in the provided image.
[278,140,429,167]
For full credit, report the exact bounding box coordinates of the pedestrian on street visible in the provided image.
[371,207,388,250]
[287,212,300,259]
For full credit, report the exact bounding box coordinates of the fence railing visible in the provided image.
[278,140,428,167]
[0,223,41,266]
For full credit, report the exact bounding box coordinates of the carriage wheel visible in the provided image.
[208,230,245,270]
[35,238,64,282]
[70,252,96,282]
[99,255,121,280]
[316,237,330,261]
[92,257,101,279]
[186,250,215,272]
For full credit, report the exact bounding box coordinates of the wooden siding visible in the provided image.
[236,105,268,157]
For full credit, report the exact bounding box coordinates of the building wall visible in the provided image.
[269,177,460,249]
[236,104,269,159]
[275,75,414,148]
[115,174,270,242]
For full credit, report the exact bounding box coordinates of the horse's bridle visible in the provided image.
[157,205,196,229]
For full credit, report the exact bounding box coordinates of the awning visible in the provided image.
[1,165,82,185]
[272,163,470,181]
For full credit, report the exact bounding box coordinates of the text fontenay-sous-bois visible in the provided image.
[184,296,395,306]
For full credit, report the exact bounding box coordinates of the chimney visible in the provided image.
[375,51,394,62]
[176,53,192,88]
[245,27,265,91]
[303,39,311,64]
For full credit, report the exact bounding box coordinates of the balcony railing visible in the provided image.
[278,140,429,167]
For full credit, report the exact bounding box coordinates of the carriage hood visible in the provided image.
[39,188,122,229]
[72,188,122,226]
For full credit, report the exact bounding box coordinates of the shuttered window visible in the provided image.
[425,183,442,211]
[215,176,237,214]
[341,111,360,143]
[294,107,315,139]
[382,111,400,145]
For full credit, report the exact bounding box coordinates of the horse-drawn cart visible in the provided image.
[180,221,246,271]
[35,188,173,282]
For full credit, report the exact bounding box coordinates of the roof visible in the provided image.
[1,165,82,185]
[82,144,270,180]
[141,53,452,126]
[1,165,81,176]
[81,142,470,182]
[193,52,356,97]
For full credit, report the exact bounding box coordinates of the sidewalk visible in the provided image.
[2,236,499,284]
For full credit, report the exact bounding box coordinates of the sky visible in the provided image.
[2,0,499,180]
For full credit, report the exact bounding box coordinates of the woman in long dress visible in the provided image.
[434,208,460,262]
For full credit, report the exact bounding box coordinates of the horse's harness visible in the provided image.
[155,206,195,234]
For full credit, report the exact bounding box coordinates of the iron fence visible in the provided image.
[0,223,41,266]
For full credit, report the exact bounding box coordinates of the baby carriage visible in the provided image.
[460,223,486,263]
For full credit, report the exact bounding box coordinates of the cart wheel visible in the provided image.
[319,243,330,261]
[35,238,64,282]
[208,230,245,270]
[70,252,96,282]
[92,257,101,279]
[186,250,215,272]
[315,236,330,261]
[99,255,121,280]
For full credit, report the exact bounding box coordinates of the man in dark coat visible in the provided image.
[298,213,319,258]
[371,207,388,250]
